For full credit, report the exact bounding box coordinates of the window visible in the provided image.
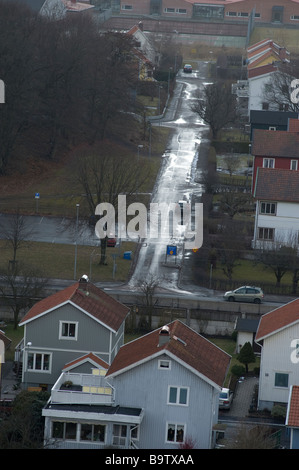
[291,15,299,20]
[260,202,276,215]
[258,227,274,240]
[113,424,127,446]
[159,359,171,369]
[275,372,289,388]
[52,421,106,442]
[176,8,186,13]
[269,126,276,131]
[52,421,77,440]
[27,352,51,372]
[80,423,105,442]
[262,102,269,110]
[238,12,249,17]
[167,423,185,443]
[130,425,139,441]
[291,160,298,170]
[59,321,78,340]
[226,11,237,16]
[121,4,132,9]
[168,386,189,405]
[263,158,274,168]
[164,7,175,12]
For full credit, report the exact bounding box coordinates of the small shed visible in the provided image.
[235,318,260,354]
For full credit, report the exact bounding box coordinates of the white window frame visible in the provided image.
[274,372,289,388]
[113,424,128,446]
[176,8,186,14]
[290,159,298,170]
[260,201,276,215]
[269,126,276,130]
[79,422,106,443]
[166,422,185,444]
[27,351,52,373]
[167,385,189,406]
[59,321,78,340]
[291,15,299,20]
[263,158,275,169]
[121,4,132,9]
[258,227,274,241]
[158,359,171,369]
[164,7,175,12]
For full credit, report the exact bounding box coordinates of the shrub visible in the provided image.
[231,364,246,377]
[271,404,286,420]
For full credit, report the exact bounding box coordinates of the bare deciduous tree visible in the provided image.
[191,81,237,139]
[74,146,151,264]
[0,262,47,329]
[2,211,35,266]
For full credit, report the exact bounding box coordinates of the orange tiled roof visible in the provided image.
[106,320,231,388]
[256,298,299,342]
[252,129,299,158]
[254,168,299,203]
[288,118,299,132]
[19,280,129,332]
[286,385,299,427]
[63,352,109,371]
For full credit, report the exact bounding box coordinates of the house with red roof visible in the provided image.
[252,168,299,250]
[42,320,231,448]
[17,276,129,392]
[255,298,299,411]
[251,119,299,190]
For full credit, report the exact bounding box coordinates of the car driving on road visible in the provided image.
[223,286,264,304]
[183,64,192,73]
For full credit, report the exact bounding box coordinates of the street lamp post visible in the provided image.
[74,203,80,280]
[137,144,143,159]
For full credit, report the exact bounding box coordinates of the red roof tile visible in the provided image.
[107,320,231,388]
[288,118,299,132]
[256,298,299,342]
[19,280,129,332]
[63,352,109,371]
[252,129,299,157]
[254,168,299,203]
[286,385,299,427]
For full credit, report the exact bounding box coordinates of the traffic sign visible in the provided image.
[167,245,177,256]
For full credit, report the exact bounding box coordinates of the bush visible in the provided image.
[231,364,246,377]
[271,404,286,421]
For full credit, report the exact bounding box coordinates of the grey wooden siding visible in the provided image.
[111,353,219,449]
[23,303,124,388]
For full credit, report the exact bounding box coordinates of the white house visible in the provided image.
[255,298,299,411]
[252,168,299,250]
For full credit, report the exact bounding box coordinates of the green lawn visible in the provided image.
[211,258,293,286]
[0,239,136,283]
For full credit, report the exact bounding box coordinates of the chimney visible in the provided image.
[79,274,89,291]
[138,21,143,31]
[158,325,170,347]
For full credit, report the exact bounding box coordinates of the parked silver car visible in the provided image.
[223,286,264,304]
[219,388,233,410]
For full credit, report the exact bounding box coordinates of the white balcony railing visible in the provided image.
[51,372,115,405]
